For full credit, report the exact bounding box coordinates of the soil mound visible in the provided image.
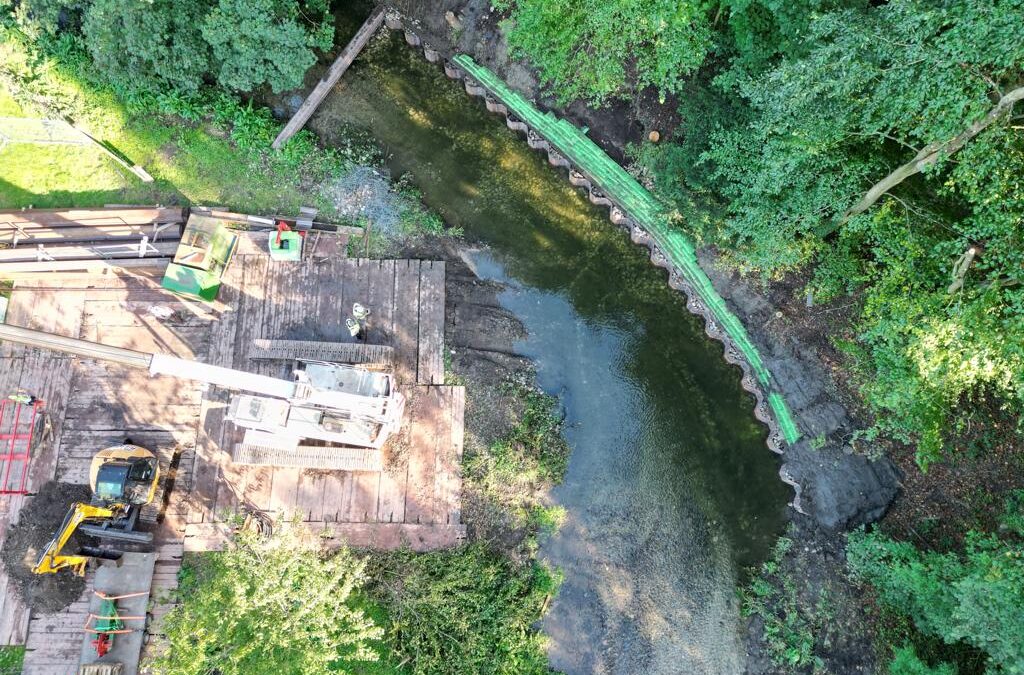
[1,481,92,614]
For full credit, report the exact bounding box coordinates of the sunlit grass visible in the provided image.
[0,34,347,214]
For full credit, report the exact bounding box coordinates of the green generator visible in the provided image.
[161,214,239,301]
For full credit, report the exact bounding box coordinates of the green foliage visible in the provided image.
[11,0,333,95]
[153,525,384,675]
[0,646,25,674]
[82,0,212,94]
[366,544,559,675]
[7,0,85,36]
[848,523,1024,674]
[495,0,712,105]
[889,645,957,675]
[202,0,333,93]
[464,384,569,536]
[1002,491,1024,538]
[639,0,1024,466]
[741,534,825,670]
[717,0,866,85]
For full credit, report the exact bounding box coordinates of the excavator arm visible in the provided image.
[33,503,119,577]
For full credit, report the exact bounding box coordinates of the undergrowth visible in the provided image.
[0,646,24,675]
[741,532,827,672]
[364,544,560,675]
[463,382,569,554]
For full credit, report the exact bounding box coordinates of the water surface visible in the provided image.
[311,25,789,674]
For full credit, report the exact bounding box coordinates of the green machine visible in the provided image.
[161,214,239,301]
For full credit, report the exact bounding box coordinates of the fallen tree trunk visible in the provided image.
[818,84,1024,238]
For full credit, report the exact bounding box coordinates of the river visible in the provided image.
[305,17,790,674]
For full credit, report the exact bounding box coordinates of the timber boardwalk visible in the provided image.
[0,229,465,672]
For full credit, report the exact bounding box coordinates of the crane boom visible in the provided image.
[0,324,296,397]
[0,322,405,450]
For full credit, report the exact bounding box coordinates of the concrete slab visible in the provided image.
[79,553,155,675]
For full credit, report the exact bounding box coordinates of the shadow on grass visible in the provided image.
[0,177,174,210]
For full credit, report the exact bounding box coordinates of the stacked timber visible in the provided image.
[0,206,184,277]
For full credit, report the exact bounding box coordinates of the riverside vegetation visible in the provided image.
[3,0,1023,672]
[0,2,568,672]
[493,0,1024,672]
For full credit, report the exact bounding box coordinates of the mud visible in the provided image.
[744,523,881,675]
[1,481,91,614]
[402,237,536,547]
[696,249,900,531]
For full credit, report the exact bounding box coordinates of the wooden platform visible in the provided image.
[0,251,465,666]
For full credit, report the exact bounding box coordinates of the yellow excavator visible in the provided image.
[33,444,159,577]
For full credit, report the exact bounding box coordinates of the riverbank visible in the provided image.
[365,3,904,672]
[281,22,800,670]
[0,24,570,670]
[368,4,1024,675]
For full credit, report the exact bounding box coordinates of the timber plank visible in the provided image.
[392,260,420,385]
[319,469,350,522]
[416,260,445,385]
[296,469,325,521]
[445,386,465,524]
[185,521,465,552]
[376,386,412,524]
[405,386,439,525]
[0,207,184,229]
[365,259,396,346]
[267,466,300,517]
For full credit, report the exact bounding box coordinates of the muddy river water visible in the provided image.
[306,17,790,674]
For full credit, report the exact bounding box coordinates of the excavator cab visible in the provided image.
[94,456,157,505]
[33,445,159,577]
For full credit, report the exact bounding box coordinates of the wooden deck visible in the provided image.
[0,250,465,668]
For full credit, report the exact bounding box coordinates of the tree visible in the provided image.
[669,0,1024,465]
[848,526,1024,673]
[8,0,86,36]
[82,0,212,94]
[201,0,333,93]
[152,524,383,675]
[494,0,712,105]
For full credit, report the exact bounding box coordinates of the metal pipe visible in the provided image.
[0,323,152,368]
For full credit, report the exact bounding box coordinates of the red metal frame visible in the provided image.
[0,399,43,495]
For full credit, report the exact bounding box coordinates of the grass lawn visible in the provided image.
[0,30,362,216]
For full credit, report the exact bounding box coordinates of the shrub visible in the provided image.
[848,524,1024,674]
[202,0,334,93]
[889,645,957,675]
[495,0,712,105]
[82,0,213,94]
[366,544,559,675]
[152,524,384,675]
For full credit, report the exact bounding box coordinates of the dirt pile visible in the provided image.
[1,481,92,614]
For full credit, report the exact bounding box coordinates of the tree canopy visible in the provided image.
[83,0,211,93]
[494,0,712,104]
[848,503,1024,674]
[202,0,333,93]
[10,0,334,94]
